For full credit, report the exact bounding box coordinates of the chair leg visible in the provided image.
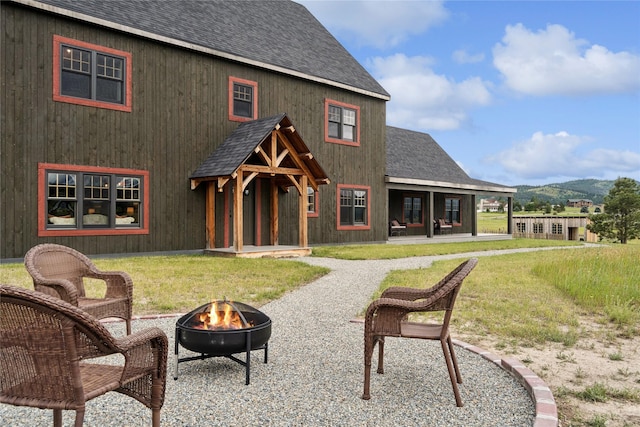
[152,408,161,427]
[126,319,132,335]
[53,409,62,427]
[440,339,463,407]
[362,335,374,400]
[74,409,85,427]
[447,336,462,384]
[376,337,385,374]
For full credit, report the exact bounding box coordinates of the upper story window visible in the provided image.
[337,184,370,230]
[403,195,423,225]
[53,35,132,112]
[229,76,258,122]
[324,99,360,146]
[307,187,319,218]
[445,197,461,224]
[38,163,149,237]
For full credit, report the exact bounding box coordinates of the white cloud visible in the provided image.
[486,131,640,180]
[298,0,448,49]
[369,54,492,130]
[452,49,485,64]
[493,23,640,96]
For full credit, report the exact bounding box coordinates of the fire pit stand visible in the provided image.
[173,300,272,385]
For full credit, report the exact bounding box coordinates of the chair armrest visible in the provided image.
[33,278,80,306]
[87,270,133,299]
[364,297,435,336]
[116,327,168,380]
[380,284,439,301]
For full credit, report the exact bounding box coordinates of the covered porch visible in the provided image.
[190,114,329,258]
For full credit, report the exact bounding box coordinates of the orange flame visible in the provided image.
[195,300,245,330]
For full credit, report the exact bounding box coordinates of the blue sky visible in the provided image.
[298,0,640,186]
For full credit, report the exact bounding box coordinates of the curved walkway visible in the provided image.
[0,248,564,426]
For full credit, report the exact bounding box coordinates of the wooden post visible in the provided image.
[234,175,243,252]
[298,175,307,247]
[270,181,279,245]
[206,182,215,249]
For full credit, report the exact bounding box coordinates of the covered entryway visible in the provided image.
[190,114,329,257]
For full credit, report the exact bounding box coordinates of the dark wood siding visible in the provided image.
[1,3,388,258]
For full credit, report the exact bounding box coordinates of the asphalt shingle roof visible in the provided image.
[28,0,389,98]
[386,126,514,191]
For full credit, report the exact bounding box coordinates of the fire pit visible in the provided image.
[174,299,271,384]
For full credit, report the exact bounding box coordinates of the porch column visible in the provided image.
[507,197,513,235]
[428,192,434,237]
[471,194,477,236]
[270,181,279,245]
[298,175,308,247]
[206,182,215,249]
[234,176,244,252]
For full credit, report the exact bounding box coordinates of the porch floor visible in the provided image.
[387,233,512,245]
[204,245,311,258]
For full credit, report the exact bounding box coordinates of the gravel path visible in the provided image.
[1,250,548,427]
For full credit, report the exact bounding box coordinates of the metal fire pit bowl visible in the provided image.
[174,299,271,385]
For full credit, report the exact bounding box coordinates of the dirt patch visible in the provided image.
[457,321,640,427]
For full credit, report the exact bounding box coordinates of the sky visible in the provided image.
[298,0,640,187]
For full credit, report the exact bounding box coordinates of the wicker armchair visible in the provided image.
[362,258,478,407]
[24,243,133,334]
[0,285,168,427]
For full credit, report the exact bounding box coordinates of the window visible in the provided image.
[307,187,319,218]
[552,223,563,235]
[337,184,370,230]
[445,197,461,224]
[517,222,526,233]
[53,35,131,112]
[38,163,149,236]
[229,76,258,121]
[324,99,360,146]
[403,195,423,224]
[533,223,544,234]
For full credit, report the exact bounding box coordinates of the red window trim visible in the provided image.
[38,163,149,236]
[52,35,132,112]
[307,188,319,218]
[402,193,425,227]
[336,184,371,231]
[228,76,258,122]
[324,98,360,147]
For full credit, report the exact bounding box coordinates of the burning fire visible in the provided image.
[195,300,246,330]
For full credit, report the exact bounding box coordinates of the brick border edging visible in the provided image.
[454,339,559,427]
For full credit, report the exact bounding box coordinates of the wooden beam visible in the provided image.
[275,148,289,167]
[241,164,303,176]
[270,180,279,245]
[276,130,320,191]
[254,145,272,166]
[217,177,229,192]
[234,177,243,252]
[206,182,215,249]
[242,171,259,191]
[285,174,302,194]
[299,175,307,247]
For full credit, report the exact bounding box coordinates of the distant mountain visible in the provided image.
[513,179,619,206]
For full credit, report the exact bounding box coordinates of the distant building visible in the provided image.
[513,215,598,242]
[567,199,593,208]
[478,198,501,212]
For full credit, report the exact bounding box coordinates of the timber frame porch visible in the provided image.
[190,114,329,257]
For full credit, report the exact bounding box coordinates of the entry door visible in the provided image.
[243,181,256,245]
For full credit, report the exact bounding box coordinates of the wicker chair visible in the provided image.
[362,258,478,407]
[24,243,133,334]
[0,285,168,427]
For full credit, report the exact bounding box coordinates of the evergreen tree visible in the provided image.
[587,177,640,243]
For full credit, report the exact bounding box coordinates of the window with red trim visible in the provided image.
[38,163,149,236]
[229,76,258,121]
[53,35,132,112]
[324,99,360,146]
[337,184,370,230]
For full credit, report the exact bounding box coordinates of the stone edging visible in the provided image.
[455,339,559,427]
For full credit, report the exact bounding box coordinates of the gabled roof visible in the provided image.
[386,126,515,194]
[190,113,329,190]
[19,0,389,99]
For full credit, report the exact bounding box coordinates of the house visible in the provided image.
[567,199,593,208]
[478,198,502,212]
[386,127,515,237]
[1,0,514,259]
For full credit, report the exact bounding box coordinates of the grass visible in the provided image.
[1,255,329,315]
[311,237,580,260]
